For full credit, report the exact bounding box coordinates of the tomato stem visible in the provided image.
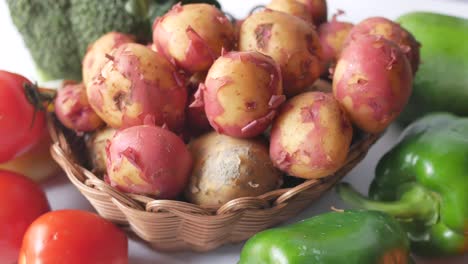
[23,83,56,129]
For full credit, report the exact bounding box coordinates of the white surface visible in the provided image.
[1,0,468,263]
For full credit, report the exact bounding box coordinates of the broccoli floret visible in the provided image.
[7,0,82,81]
[7,0,220,81]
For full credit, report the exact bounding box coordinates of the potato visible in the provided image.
[54,82,103,132]
[266,0,312,23]
[86,127,116,175]
[106,125,192,198]
[152,3,235,73]
[82,32,135,87]
[239,10,322,97]
[86,43,187,131]
[199,51,285,138]
[333,35,413,133]
[296,0,328,26]
[318,18,354,72]
[270,92,353,179]
[185,132,283,207]
[346,17,420,74]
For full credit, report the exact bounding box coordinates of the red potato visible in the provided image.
[266,0,312,23]
[106,125,192,198]
[296,0,328,26]
[197,51,285,138]
[55,82,103,132]
[333,35,413,133]
[86,43,187,131]
[82,32,135,87]
[185,132,283,207]
[346,17,420,74]
[86,127,116,175]
[153,3,235,73]
[270,92,353,179]
[239,10,323,97]
[318,16,354,73]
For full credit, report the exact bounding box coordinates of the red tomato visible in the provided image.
[19,210,128,264]
[0,70,46,163]
[0,170,50,264]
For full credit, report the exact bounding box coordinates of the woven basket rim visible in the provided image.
[47,114,381,217]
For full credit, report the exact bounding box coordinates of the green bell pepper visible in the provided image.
[239,210,412,264]
[396,12,468,125]
[338,113,468,256]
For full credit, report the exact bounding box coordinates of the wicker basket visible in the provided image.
[48,115,381,252]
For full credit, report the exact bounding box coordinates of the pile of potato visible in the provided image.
[53,0,418,207]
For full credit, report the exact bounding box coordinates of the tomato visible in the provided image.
[19,210,128,264]
[0,170,50,264]
[0,70,46,163]
[0,132,60,182]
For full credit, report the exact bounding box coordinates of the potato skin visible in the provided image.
[296,0,328,26]
[239,10,322,97]
[318,19,354,72]
[86,43,187,131]
[185,132,283,207]
[346,17,420,74]
[200,51,285,138]
[333,35,413,133]
[270,92,353,179]
[266,0,312,23]
[55,82,103,132]
[106,125,192,198]
[82,32,135,87]
[153,3,235,73]
[86,127,116,175]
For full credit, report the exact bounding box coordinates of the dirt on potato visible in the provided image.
[185,132,283,207]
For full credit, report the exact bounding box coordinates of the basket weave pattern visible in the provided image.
[48,117,380,252]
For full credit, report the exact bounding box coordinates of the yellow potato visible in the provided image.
[202,51,284,138]
[270,92,353,179]
[86,43,187,131]
[82,32,135,87]
[86,127,116,175]
[239,10,322,97]
[266,0,312,23]
[152,3,235,73]
[186,132,283,207]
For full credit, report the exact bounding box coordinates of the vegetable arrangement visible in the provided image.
[5,0,468,262]
[40,0,415,204]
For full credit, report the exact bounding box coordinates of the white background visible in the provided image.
[1,0,468,263]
